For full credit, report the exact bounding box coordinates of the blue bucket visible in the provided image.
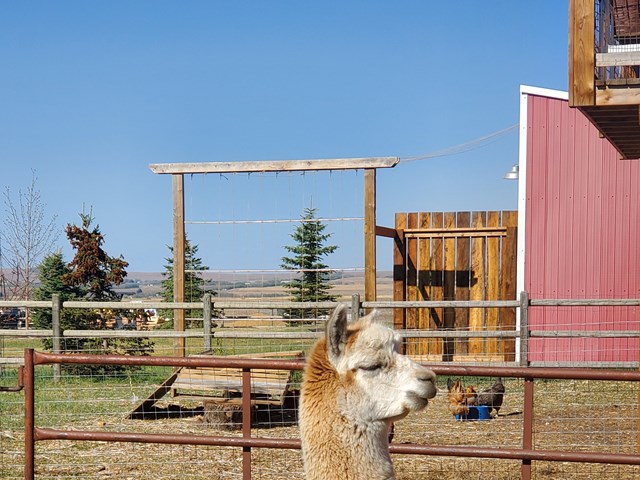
[454,406,491,421]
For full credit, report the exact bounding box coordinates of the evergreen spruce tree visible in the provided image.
[281,207,338,324]
[31,252,83,338]
[57,211,153,375]
[63,212,128,301]
[159,238,219,328]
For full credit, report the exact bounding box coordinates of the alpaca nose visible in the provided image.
[418,367,437,399]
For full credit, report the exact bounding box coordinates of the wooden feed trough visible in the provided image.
[129,350,304,421]
[170,350,304,406]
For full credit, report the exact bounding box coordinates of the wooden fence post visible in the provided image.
[52,294,61,382]
[172,173,186,357]
[519,291,529,367]
[351,294,360,322]
[203,293,212,352]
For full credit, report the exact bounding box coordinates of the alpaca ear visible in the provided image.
[359,308,380,325]
[326,304,348,363]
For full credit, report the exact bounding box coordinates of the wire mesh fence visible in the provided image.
[6,353,640,480]
[2,297,640,479]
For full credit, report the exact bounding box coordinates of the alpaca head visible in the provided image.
[300,304,437,479]
[325,304,437,422]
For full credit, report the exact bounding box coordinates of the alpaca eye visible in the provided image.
[360,363,383,372]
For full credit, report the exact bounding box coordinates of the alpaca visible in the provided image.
[299,304,437,480]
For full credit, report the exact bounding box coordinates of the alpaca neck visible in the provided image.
[302,413,395,480]
[300,340,396,480]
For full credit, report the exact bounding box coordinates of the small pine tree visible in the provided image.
[31,252,83,337]
[281,207,338,324]
[159,238,220,328]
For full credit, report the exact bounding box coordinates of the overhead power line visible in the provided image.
[400,123,519,163]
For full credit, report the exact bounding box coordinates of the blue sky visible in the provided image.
[1,1,568,274]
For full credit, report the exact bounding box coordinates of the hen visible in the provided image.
[475,377,505,415]
[446,378,477,416]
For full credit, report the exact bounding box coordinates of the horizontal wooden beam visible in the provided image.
[149,157,399,174]
[596,51,640,67]
[595,87,640,105]
[375,225,396,238]
[403,226,507,238]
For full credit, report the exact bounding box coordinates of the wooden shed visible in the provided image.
[517,85,640,366]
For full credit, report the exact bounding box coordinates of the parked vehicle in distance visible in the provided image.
[0,308,25,329]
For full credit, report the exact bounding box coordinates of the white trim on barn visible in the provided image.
[516,85,570,362]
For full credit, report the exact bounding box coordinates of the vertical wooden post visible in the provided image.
[51,294,61,382]
[351,293,360,322]
[519,291,529,367]
[172,174,186,358]
[569,0,595,106]
[203,293,212,352]
[364,169,377,304]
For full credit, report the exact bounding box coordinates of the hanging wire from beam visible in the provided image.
[400,123,519,163]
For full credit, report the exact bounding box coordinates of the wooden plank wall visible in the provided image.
[393,210,518,362]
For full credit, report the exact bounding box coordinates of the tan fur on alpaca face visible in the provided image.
[299,305,437,480]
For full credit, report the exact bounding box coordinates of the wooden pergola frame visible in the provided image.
[149,157,399,356]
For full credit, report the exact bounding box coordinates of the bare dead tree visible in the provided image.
[0,172,59,310]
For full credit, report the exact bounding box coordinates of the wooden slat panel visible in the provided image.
[485,211,501,356]
[417,212,434,355]
[406,213,419,356]
[469,212,486,355]
[430,212,444,357]
[501,211,518,361]
[178,369,289,382]
[393,210,517,362]
[442,212,456,361]
[172,380,286,396]
[171,351,303,406]
[455,212,471,356]
[405,231,506,238]
[393,213,407,334]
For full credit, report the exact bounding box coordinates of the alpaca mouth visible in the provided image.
[407,392,431,411]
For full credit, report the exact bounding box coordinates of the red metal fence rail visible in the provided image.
[22,349,640,480]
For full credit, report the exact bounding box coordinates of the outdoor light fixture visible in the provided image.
[504,164,519,180]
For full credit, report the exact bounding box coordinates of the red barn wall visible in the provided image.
[522,88,640,364]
